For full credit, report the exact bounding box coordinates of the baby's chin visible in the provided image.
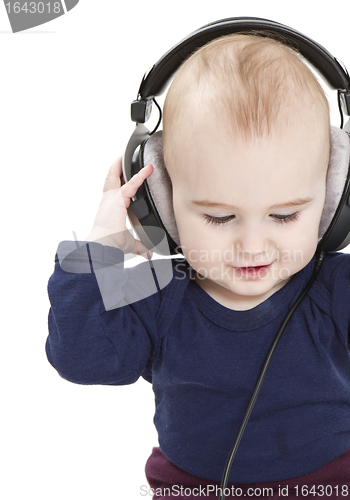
[225,275,290,296]
[193,265,291,310]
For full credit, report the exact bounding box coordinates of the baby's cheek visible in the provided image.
[279,237,315,271]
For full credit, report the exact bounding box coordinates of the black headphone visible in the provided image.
[123,17,350,256]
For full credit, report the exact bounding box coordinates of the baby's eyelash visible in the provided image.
[203,214,235,225]
[270,212,299,224]
[203,212,300,226]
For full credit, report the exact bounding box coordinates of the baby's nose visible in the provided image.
[234,225,269,261]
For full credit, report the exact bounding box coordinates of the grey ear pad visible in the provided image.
[318,126,350,241]
[144,127,350,249]
[144,131,181,247]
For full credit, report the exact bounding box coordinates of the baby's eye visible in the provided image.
[203,214,236,225]
[270,212,299,224]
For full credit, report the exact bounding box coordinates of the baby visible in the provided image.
[162,34,329,311]
[46,33,350,498]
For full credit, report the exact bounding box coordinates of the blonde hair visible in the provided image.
[163,33,330,164]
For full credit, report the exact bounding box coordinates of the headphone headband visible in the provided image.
[124,17,350,256]
[137,17,350,107]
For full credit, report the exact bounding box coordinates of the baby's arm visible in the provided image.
[46,157,165,385]
[46,249,162,385]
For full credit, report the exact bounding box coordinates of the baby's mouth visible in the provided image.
[233,263,273,279]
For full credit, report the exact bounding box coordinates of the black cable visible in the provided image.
[338,91,344,129]
[150,98,162,135]
[218,250,326,500]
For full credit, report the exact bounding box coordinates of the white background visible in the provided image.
[1,1,349,499]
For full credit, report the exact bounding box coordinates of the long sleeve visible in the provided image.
[46,241,173,385]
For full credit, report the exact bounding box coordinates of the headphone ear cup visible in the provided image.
[318,126,350,251]
[142,131,181,248]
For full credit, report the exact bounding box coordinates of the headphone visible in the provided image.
[123,17,350,256]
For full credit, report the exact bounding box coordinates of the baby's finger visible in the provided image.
[135,239,153,260]
[121,164,153,200]
[103,157,123,193]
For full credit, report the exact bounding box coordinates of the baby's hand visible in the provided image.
[85,157,153,258]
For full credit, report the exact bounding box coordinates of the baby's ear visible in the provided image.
[142,131,180,247]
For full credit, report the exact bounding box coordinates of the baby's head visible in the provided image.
[162,34,331,309]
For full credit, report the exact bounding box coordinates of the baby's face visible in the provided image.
[168,115,329,310]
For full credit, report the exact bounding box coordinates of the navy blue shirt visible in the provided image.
[46,242,350,483]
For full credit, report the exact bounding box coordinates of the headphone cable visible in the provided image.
[218,250,326,500]
[149,98,162,135]
[338,91,345,129]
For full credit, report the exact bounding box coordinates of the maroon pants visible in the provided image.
[145,447,350,499]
